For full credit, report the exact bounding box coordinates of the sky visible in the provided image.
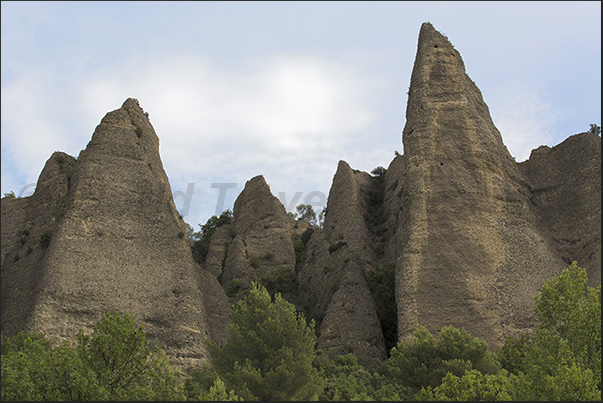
[1,1,601,228]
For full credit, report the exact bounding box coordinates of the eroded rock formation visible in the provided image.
[2,23,600,372]
[389,22,570,348]
[1,99,231,374]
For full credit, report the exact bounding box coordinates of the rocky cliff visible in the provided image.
[1,23,600,371]
[389,22,570,348]
[1,99,231,374]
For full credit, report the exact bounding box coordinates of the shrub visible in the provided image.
[371,166,387,177]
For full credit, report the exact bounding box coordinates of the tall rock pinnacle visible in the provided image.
[3,99,231,373]
[395,23,566,348]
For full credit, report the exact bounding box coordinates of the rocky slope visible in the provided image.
[1,23,600,371]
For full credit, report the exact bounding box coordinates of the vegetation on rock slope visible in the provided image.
[2,262,599,401]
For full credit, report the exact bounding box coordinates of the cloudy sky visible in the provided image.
[2,1,600,228]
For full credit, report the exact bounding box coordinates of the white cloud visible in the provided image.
[486,79,560,162]
[1,52,384,225]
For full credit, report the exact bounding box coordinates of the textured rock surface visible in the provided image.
[317,261,386,368]
[1,23,600,373]
[204,224,233,279]
[518,133,601,287]
[1,152,76,337]
[298,162,388,366]
[1,99,231,374]
[322,160,375,265]
[218,175,297,294]
[393,22,569,348]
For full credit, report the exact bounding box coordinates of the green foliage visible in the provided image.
[226,280,241,303]
[1,332,55,401]
[3,260,600,401]
[76,312,185,400]
[296,203,318,226]
[291,228,313,270]
[315,352,400,401]
[495,333,535,376]
[496,262,601,400]
[207,282,321,400]
[367,261,397,353]
[1,312,185,401]
[260,266,298,301]
[184,367,216,399]
[506,336,601,401]
[417,369,513,401]
[191,209,233,265]
[185,222,197,245]
[370,166,387,177]
[376,325,500,399]
[534,261,601,380]
[318,206,326,228]
[589,123,601,135]
[3,190,16,198]
[198,377,243,401]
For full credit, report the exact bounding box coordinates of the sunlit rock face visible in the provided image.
[391,22,575,348]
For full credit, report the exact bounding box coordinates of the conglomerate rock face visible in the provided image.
[391,22,567,348]
[1,151,77,338]
[1,23,600,371]
[1,99,231,375]
[518,132,601,288]
[213,175,297,299]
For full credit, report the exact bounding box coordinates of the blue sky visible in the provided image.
[1,1,601,228]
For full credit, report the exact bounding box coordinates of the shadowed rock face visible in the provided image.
[317,261,386,368]
[1,99,231,374]
[1,151,76,337]
[296,161,388,367]
[518,133,601,288]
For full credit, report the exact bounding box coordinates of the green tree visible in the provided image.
[370,166,387,177]
[314,352,401,401]
[534,261,601,381]
[260,266,298,301]
[185,366,219,400]
[495,332,535,376]
[186,222,198,245]
[506,336,600,401]
[589,123,601,135]
[191,209,233,265]
[376,325,500,400]
[366,261,398,352]
[198,377,243,401]
[207,282,321,400]
[1,312,185,401]
[295,204,317,226]
[497,261,601,400]
[417,369,513,401]
[1,332,55,401]
[76,311,185,400]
